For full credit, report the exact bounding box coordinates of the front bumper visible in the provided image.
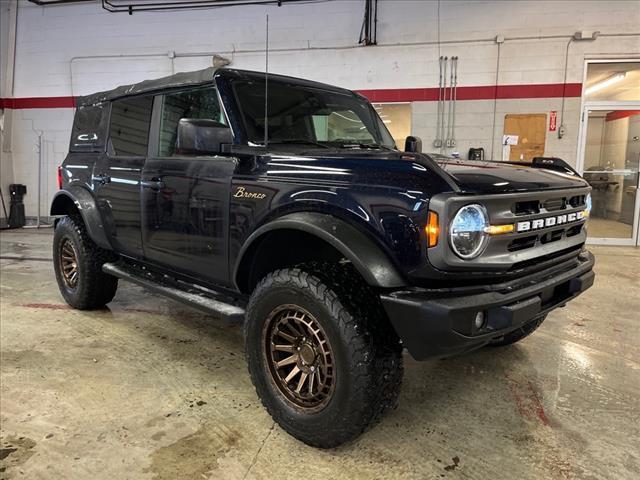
[381,250,595,360]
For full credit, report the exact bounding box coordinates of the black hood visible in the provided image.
[238,145,589,195]
[429,156,589,194]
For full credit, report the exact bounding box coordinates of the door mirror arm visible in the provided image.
[404,136,423,153]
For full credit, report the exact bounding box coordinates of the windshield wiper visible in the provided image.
[329,140,395,151]
[269,139,331,149]
[360,143,395,151]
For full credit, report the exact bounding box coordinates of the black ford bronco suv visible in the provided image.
[51,67,595,448]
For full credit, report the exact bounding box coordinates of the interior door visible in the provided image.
[141,87,236,285]
[94,95,153,258]
[580,108,640,245]
[503,113,547,162]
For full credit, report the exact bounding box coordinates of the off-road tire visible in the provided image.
[244,262,403,448]
[488,314,548,347]
[53,214,118,309]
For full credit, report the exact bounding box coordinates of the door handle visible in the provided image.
[142,179,166,191]
[92,173,111,185]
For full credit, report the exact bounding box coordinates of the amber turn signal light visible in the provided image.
[484,224,515,235]
[426,211,439,247]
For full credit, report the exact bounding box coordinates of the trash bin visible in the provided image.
[8,184,27,228]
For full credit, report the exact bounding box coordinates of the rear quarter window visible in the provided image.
[108,96,153,157]
[69,104,109,152]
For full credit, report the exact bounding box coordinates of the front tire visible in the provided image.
[244,263,403,448]
[53,215,118,310]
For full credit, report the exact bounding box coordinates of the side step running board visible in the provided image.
[102,262,246,324]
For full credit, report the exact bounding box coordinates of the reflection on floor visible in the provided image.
[2,229,640,480]
[587,217,633,239]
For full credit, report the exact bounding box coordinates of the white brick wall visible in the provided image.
[1,0,639,217]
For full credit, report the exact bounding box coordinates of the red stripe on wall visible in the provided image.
[0,83,583,109]
[357,83,583,103]
[605,110,640,122]
[0,96,76,109]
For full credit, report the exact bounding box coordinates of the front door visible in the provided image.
[141,87,236,285]
[94,95,153,258]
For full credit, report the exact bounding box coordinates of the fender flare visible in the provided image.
[50,186,112,250]
[234,212,407,289]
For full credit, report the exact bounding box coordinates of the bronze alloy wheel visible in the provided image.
[264,304,336,412]
[59,238,79,289]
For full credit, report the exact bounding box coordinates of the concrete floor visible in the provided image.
[1,229,639,480]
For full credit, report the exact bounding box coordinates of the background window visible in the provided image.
[159,88,227,157]
[372,103,411,149]
[109,96,153,156]
[585,62,640,102]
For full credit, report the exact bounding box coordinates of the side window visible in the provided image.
[70,103,109,151]
[109,96,153,156]
[158,88,228,157]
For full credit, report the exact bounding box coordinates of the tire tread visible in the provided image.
[245,262,403,448]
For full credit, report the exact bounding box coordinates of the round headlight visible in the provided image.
[450,204,489,259]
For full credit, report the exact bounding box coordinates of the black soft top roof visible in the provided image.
[76,67,353,107]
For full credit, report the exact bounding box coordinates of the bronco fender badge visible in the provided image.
[516,210,586,232]
[234,186,266,200]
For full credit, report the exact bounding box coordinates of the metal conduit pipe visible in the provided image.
[489,38,502,161]
[67,31,638,101]
[440,57,447,154]
[433,56,443,149]
[450,56,458,149]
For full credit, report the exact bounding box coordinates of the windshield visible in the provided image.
[233,78,396,149]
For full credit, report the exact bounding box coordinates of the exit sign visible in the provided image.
[549,111,557,132]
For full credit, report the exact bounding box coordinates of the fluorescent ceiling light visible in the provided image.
[585,72,627,95]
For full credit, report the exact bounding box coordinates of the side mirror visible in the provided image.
[404,135,422,153]
[175,118,232,155]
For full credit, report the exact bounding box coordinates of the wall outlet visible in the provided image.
[558,124,566,139]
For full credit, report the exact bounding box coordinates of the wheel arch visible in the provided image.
[233,212,407,294]
[50,186,112,250]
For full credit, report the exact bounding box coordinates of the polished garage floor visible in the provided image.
[1,229,638,480]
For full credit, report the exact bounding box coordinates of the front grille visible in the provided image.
[427,186,590,275]
[514,194,586,217]
[514,200,540,215]
[508,235,537,252]
[494,190,589,255]
[508,224,584,251]
[509,243,583,272]
[543,198,566,211]
[569,195,586,208]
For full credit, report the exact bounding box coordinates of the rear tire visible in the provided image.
[244,262,403,448]
[488,314,547,347]
[53,215,118,310]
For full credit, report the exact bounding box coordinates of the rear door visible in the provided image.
[94,95,153,258]
[141,87,236,286]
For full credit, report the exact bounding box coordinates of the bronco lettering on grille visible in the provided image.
[516,210,586,232]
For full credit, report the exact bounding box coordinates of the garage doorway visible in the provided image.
[372,103,411,149]
[578,60,640,246]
